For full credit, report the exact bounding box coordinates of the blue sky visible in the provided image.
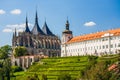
[0,0,120,46]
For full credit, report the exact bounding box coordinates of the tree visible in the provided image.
[0,67,5,80]
[3,59,11,80]
[109,50,120,80]
[13,46,27,57]
[82,61,112,80]
[0,45,12,59]
[0,45,12,80]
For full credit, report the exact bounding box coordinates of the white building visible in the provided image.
[61,20,120,57]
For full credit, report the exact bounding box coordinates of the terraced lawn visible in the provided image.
[13,55,118,80]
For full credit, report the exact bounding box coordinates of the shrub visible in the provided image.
[11,66,23,72]
[41,74,47,80]
[26,74,39,80]
[57,73,76,80]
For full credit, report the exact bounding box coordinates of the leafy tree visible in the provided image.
[0,67,5,80]
[109,50,120,80]
[3,59,11,80]
[0,45,11,80]
[13,46,27,57]
[82,61,112,80]
[0,45,11,59]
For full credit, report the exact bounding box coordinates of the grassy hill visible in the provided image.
[12,54,118,80]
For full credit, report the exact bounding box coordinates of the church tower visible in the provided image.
[32,10,45,35]
[62,19,73,44]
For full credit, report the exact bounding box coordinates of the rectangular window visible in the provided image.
[103,45,105,49]
[115,44,116,48]
[106,45,108,48]
[99,46,101,49]
[118,43,120,47]
[111,44,113,48]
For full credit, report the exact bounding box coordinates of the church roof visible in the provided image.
[25,16,31,33]
[62,19,72,34]
[42,21,54,36]
[31,11,45,35]
[66,28,120,44]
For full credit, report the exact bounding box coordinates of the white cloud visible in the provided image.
[6,23,33,28]
[3,28,12,32]
[3,23,33,33]
[0,9,6,14]
[17,29,24,32]
[10,9,21,15]
[84,21,96,27]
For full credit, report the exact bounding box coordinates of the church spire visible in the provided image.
[15,28,17,37]
[66,19,69,30]
[35,10,38,24]
[32,10,45,35]
[25,16,31,33]
[42,20,54,36]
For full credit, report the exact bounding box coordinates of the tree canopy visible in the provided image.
[13,46,27,57]
[0,45,11,59]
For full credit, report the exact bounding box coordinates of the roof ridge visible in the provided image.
[42,21,54,36]
[66,28,120,44]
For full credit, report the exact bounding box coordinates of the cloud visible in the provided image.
[0,9,6,14]
[3,23,33,33]
[84,21,96,27]
[17,29,24,32]
[3,28,12,32]
[6,23,33,28]
[10,9,21,15]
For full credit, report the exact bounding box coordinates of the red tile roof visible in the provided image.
[66,28,120,44]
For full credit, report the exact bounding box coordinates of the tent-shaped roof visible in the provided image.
[42,21,54,36]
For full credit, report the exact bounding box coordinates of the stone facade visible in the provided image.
[11,54,46,69]
[61,21,120,57]
[12,11,61,57]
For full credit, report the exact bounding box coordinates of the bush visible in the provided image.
[57,73,75,80]
[11,66,23,72]
[26,74,40,80]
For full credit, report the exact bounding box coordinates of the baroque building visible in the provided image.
[12,11,61,57]
[61,20,120,57]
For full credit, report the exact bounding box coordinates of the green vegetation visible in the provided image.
[0,45,11,59]
[12,54,119,80]
[11,66,23,72]
[0,45,12,80]
[13,46,27,57]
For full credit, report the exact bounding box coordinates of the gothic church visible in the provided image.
[12,11,61,57]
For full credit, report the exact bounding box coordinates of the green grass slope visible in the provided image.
[13,54,118,80]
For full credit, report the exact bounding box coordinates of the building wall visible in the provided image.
[12,32,61,57]
[61,35,120,57]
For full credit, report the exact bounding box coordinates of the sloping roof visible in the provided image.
[25,16,31,33]
[67,28,120,44]
[32,23,45,35]
[31,11,45,35]
[42,21,54,36]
